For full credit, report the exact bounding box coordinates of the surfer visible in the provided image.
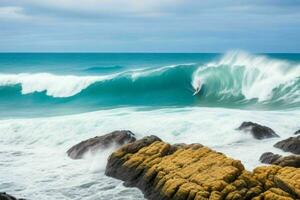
[193,78,202,95]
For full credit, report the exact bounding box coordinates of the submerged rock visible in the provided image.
[260,152,300,168]
[295,130,300,135]
[67,130,136,159]
[274,135,300,155]
[105,136,300,200]
[237,121,279,139]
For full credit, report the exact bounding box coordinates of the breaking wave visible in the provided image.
[0,51,299,111]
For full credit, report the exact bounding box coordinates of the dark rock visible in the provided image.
[0,193,17,200]
[274,135,300,155]
[275,155,300,168]
[237,121,279,139]
[260,152,282,164]
[113,135,161,155]
[259,152,300,168]
[0,193,25,200]
[67,130,136,159]
[295,130,300,135]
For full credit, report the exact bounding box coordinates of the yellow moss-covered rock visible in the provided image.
[105,135,300,200]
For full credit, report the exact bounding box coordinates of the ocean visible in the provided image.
[0,51,299,199]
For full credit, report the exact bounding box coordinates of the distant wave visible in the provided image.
[0,73,109,97]
[0,51,299,110]
[84,65,124,72]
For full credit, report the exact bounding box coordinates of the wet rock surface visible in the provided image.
[237,121,279,139]
[0,193,25,200]
[105,136,300,200]
[260,152,282,164]
[274,135,300,155]
[67,130,136,159]
[260,152,300,168]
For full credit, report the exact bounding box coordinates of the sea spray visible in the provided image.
[83,143,120,173]
[193,51,300,104]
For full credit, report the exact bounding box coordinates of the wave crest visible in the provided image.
[0,64,195,98]
[192,51,300,106]
[0,73,109,97]
[0,51,299,110]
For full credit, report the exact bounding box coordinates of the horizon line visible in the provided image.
[0,51,299,54]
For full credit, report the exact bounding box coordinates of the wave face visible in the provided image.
[0,51,299,117]
[192,51,300,109]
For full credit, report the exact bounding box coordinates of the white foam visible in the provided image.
[193,51,300,102]
[0,107,299,199]
[0,73,112,97]
[83,143,120,172]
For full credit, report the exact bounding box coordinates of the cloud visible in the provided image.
[0,0,299,52]
[0,6,30,21]
[25,0,183,16]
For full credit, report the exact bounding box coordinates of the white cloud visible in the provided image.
[0,6,30,21]
[26,0,182,16]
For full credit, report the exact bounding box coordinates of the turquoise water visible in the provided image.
[0,51,299,200]
[0,51,299,118]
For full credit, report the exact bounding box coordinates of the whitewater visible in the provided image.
[0,51,299,199]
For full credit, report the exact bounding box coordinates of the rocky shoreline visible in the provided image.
[105,135,299,200]
[104,123,299,200]
[65,123,300,199]
[3,123,300,200]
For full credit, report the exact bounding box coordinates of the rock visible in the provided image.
[260,152,282,164]
[274,135,300,155]
[295,130,300,135]
[275,155,300,168]
[67,130,136,159]
[260,152,300,168]
[105,136,300,200]
[252,166,300,199]
[0,193,25,200]
[237,121,279,139]
[0,193,17,200]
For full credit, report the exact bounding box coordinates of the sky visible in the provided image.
[0,0,299,52]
